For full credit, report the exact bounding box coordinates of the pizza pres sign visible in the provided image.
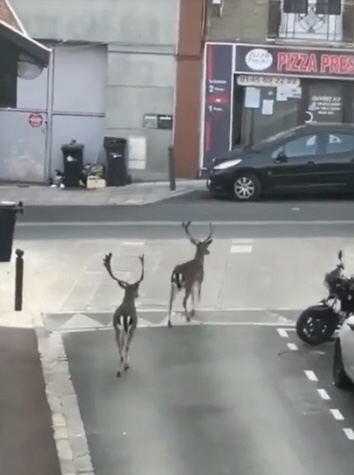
[235,44,354,79]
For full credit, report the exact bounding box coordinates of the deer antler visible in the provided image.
[203,222,213,243]
[181,221,198,245]
[103,253,128,288]
[134,254,145,285]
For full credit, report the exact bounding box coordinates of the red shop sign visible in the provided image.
[234,43,354,79]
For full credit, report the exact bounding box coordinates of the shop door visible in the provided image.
[241,87,300,145]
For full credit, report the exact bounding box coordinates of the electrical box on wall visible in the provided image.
[210,0,224,17]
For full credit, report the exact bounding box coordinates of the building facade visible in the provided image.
[0,0,50,182]
[200,0,354,170]
[8,0,181,182]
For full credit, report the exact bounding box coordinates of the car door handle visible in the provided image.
[307,160,316,165]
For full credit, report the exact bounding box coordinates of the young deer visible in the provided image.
[103,252,144,377]
[167,221,213,327]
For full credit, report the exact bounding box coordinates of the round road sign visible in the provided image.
[29,113,43,127]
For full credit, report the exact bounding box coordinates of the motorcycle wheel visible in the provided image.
[296,307,338,346]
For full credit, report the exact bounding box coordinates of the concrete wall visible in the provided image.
[10,0,179,44]
[106,44,176,180]
[207,0,269,42]
[11,0,180,180]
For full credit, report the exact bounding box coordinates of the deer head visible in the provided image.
[181,221,213,256]
[103,253,145,299]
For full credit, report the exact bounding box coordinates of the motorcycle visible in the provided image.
[296,250,354,346]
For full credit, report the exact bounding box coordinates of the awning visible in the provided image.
[0,18,51,66]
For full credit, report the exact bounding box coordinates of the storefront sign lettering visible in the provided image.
[237,75,300,87]
[277,52,354,75]
[234,43,354,79]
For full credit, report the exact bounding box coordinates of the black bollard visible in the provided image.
[168,145,176,191]
[15,249,24,311]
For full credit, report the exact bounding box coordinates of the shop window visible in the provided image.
[272,135,318,158]
[325,133,354,154]
[277,0,345,42]
[306,81,344,123]
[316,0,341,15]
[284,0,308,13]
[0,40,17,109]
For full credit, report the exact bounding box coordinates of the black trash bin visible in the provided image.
[61,140,84,188]
[104,137,128,187]
[0,201,23,262]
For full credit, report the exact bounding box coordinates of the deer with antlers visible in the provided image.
[167,221,213,327]
[103,252,144,377]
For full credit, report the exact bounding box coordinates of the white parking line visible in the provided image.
[330,409,344,420]
[287,343,298,351]
[277,328,288,338]
[304,370,318,382]
[343,428,354,440]
[317,389,331,400]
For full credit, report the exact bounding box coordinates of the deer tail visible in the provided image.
[171,267,182,290]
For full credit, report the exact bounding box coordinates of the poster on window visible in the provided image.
[308,95,343,122]
[202,44,233,170]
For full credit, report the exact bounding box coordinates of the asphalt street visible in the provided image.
[63,325,354,475]
[0,327,62,475]
[14,190,354,239]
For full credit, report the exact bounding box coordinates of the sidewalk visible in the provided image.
[0,179,205,206]
[0,322,62,475]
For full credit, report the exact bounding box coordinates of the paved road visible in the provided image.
[0,327,62,475]
[14,236,351,314]
[63,324,354,475]
[14,191,354,240]
[18,190,354,223]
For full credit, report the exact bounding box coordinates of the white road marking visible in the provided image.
[121,241,144,246]
[54,321,298,333]
[304,370,318,382]
[287,343,298,351]
[343,428,354,440]
[317,389,331,400]
[330,409,344,420]
[18,220,354,227]
[48,307,299,314]
[230,244,253,253]
[277,328,288,338]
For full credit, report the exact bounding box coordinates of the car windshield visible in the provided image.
[250,129,295,152]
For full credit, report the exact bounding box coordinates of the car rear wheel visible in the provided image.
[233,173,262,201]
[333,340,352,389]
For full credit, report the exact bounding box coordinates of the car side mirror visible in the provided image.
[274,151,287,163]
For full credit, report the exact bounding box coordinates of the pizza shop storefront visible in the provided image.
[201,42,354,170]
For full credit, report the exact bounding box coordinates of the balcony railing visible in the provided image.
[268,0,354,43]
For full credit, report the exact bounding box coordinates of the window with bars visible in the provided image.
[283,0,342,14]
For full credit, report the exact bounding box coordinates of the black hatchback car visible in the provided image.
[207,123,354,201]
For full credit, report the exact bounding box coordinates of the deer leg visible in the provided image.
[168,283,178,327]
[123,327,135,371]
[197,281,202,303]
[114,326,125,377]
[183,287,192,322]
[190,284,197,317]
